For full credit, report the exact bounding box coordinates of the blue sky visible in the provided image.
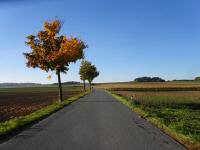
[0,0,200,83]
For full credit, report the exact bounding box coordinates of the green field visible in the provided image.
[100,82,200,149]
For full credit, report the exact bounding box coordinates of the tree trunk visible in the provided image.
[89,81,92,91]
[57,70,63,102]
[83,80,86,92]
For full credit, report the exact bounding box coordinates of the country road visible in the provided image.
[0,89,186,150]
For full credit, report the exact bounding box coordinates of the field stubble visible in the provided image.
[0,86,83,122]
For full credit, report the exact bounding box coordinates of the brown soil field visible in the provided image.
[0,87,82,122]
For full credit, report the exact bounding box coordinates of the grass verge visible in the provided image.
[0,90,90,137]
[107,91,200,150]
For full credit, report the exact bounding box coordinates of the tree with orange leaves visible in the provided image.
[23,20,87,102]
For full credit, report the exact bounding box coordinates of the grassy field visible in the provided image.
[97,82,200,149]
[0,85,83,122]
[96,81,200,91]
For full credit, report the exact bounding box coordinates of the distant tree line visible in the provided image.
[134,76,200,82]
[172,77,200,82]
[53,81,81,85]
[172,79,193,82]
[134,77,165,82]
[195,77,200,81]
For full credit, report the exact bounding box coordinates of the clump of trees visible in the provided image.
[195,77,200,81]
[134,76,165,82]
[79,60,99,91]
[23,20,87,102]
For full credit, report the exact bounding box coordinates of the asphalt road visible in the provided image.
[0,89,186,150]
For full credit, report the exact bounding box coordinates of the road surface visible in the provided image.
[0,89,186,150]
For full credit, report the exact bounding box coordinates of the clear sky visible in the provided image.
[0,0,200,83]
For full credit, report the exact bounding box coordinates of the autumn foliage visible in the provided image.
[24,20,86,73]
[24,20,87,101]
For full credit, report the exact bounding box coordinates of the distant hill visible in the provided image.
[0,83,42,88]
[52,81,81,85]
[0,81,82,88]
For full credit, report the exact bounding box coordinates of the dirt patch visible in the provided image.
[0,90,81,122]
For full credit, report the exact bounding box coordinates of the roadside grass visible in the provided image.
[0,90,90,136]
[108,91,200,150]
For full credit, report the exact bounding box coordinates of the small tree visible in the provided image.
[79,60,99,91]
[79,60,91,91]
[87,64,99,90]
[23,20,87,102]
